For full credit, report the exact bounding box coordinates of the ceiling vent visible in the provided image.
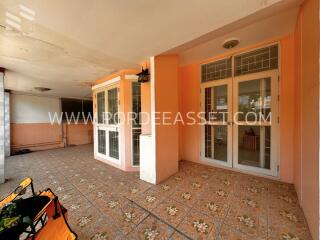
[34,87,51,92]
[222,38,239,49]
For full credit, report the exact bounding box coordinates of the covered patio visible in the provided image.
[0,145,311,239]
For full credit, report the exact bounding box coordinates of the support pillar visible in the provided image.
[0,71,5,183]
[140,55,179,184]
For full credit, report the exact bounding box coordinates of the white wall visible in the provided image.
[11,94,60,124]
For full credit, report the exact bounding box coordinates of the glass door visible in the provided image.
[131,82,141,166]
[95,85,120,163]
[233,70,279,176]
[201,79,232,167]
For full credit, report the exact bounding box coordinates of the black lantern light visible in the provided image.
[136,67,150,83]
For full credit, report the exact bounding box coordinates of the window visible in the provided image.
[201,45,279,82]
[61,98,93,121]
[98,130,106,154]
[96,92,105,124]
[201,58,232,82]
[107,88,118,125]
[234,45,278,76]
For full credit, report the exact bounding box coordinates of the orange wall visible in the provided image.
[293,0,319,238]
[179,35,296,183]
[11,123,64,152]
[11,123,93,153]
[154,55,179,183]
[65,123,93,146]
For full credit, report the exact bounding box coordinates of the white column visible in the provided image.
[4,92,10,157]
[140,55,179,184]
[0,72,5,183]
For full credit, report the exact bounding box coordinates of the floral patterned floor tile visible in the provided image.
[169,231,191,240]
[217,225,255,240]
[194,194,230,221]
[152,198,191,228]
[134,188,166,211]
[127,215,174,240]
[178,210,221,240]
[225,205,268,239]
[1,145,312,240]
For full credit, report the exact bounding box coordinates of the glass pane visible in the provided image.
[238,78,271,122]
[132,82,141,127]
[234,45,278,76]
[205,125,228,162]
[132,128,141,166]
[205,85,228,121]
[201,58,232,82]
[98,130,106,154]
[109,131,119,159]
[238,126,271,169]
[97,92,105,124]
[108,88,118,125]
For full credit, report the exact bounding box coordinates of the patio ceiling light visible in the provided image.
[222,38,239,49]
[34,87,51,92]
[136,67,150,83]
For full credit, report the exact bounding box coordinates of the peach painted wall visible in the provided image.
[279,35,295,183]
[10,94,93,154]
[293,0,319,238]
[11,123,64,153]
[65,123,93,146]
[179,36,297,183]
[154,55,179,183]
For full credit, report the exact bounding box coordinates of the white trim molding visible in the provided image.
[92,76,121,90]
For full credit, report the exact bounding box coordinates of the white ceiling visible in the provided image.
[0,0,302,98]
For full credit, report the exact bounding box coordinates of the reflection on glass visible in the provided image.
[205,85,228,121]
[238,78,271,121]
[98,130,106,154]
[205,125,227,162]
[109,131,119,159]
[97,92,105,124]
[108,88,118,125]
[238,126,270,169]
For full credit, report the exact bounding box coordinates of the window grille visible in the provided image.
[234,45,278,76]
[201,58,232,82]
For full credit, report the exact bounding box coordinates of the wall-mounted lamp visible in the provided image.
[136,67,150,83]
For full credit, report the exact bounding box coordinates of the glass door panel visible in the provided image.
[108,88,118,125]
[95,86,120,163]
[201,79,232,167]
[98,129,106,155]
[233,72,278,176]
[131,82,141,166]
[97,92,105,124]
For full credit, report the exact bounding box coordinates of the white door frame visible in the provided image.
[200,78,233,168]
[95,84,121,165]
[200,70,279,177]
[232,69,279,176]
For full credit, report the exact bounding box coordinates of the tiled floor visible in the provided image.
[0,145,312,240]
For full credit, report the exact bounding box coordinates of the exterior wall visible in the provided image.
[293,0,319,238]
[65,123,93,146]
[11,94,60,123]
[179,35,296,183]
[10,93,93,153]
